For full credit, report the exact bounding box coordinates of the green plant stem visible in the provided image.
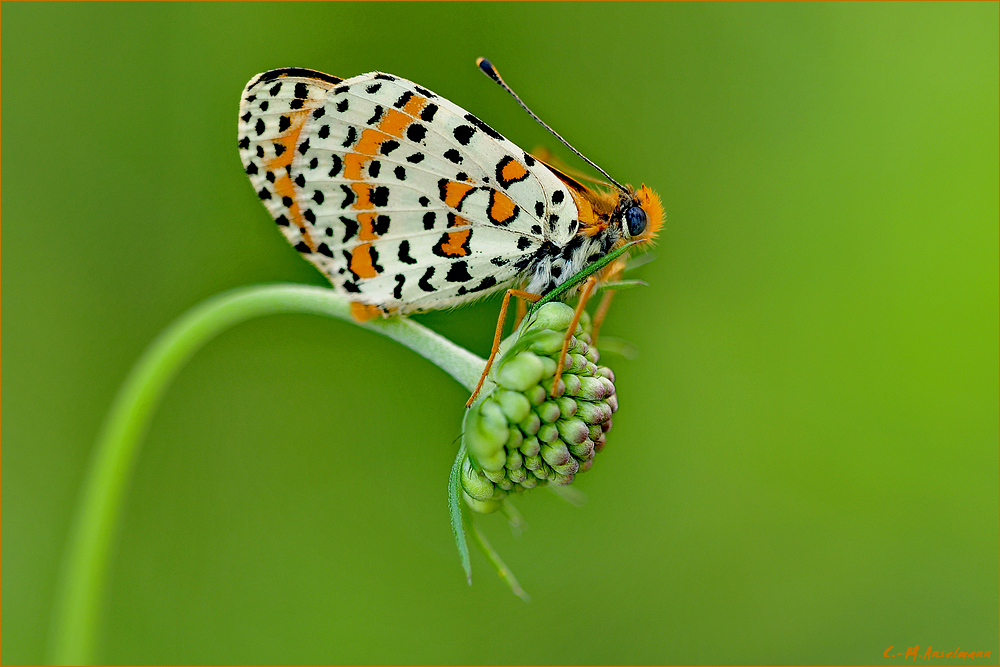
[48,283,485,666]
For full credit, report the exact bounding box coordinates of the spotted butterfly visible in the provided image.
[237,60,663,327]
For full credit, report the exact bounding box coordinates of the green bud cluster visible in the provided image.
[461,302,618,513]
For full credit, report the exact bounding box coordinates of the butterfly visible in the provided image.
[238,59,663,403]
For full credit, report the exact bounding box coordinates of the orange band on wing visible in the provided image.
[441,181,476,209]
[264,109,315,250]
[488,189,518,224]
[350,301,383,322]
[349,243,380,279]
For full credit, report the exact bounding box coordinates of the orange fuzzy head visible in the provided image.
[628,184,664,244]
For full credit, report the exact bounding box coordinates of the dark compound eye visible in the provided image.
[624,205,647,237]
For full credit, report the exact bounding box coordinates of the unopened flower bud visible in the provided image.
[505,427,523,452]
[519,436,540,457]
[575,400,613,426]
[525,384,547,406]
[557,417,590,444]
[536,423,560,444]
[523,454,542,471]
[555,396,578,418]
[553,458,580,476]
[536,400,561,424]
[496,390,531,423]
[497,351,545,391]
[505,448,523,471]
[461,456,495,502]
[459,300,621,513]
[568,438,595,460]
[463,492,502,514]
[518,411,541,435]
[540,440,571,467]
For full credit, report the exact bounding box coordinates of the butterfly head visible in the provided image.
[617,184,663,245]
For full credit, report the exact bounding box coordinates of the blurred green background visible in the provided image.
[4,2,997,665]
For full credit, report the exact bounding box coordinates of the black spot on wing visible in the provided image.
[393,274,405,299]
[366,105,384,125]
[406,124,427,143]
[340,216,359,242]
[420,104,438,122]
[463,113,503,141]
[552,190,564,204]
[370,187,390,207]
[393,91,413,108]
[278,116,290,133]
[414,86,436,98]
[328,154,342,177]
[418,267,436,292]
[368,160,381,178]
[366,82,382,94]
[444,149,462,164]
[407,153,425,164]
[374,73,396,81]
[453,125,475,145]
[372,215,390,235]
[517,237,532,250]
[336,98,349,113]
[398,240,417,264]
[340,185,355,208]
[342,126,357,148]
[445,261,473,283]
[380,140,400,155]
[422,212,436,230]
[256,119,266,136]
[290,98,304,110]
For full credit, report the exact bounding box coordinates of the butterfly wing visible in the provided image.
[238,68,580,316]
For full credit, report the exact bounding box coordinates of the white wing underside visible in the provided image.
[238,69,580,314]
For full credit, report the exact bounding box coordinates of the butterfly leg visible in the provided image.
[590,258,627,344]
[466,289,543,408]
[551,275,598,395]
[513,296,529,330]
[590,289,615,344]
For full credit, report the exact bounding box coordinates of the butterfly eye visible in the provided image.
[624,205,647,237]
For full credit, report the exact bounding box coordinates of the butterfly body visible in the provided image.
[238,67,662,321]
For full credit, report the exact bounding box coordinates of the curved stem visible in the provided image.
[48,284,485,665]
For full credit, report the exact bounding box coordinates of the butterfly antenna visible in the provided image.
[477,57,628,194]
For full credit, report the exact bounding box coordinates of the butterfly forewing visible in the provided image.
[238,69,581,315]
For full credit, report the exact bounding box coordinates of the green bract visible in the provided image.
[460,302,617,513]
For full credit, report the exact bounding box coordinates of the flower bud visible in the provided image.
[555,396,578,418]
[575,400,613,426]
[519,436,540,458]
[463,492,502,514]
[557,417,590,445]
[496,390,532,424]
[536,400,561,424]
[536,423,560,444]
[518,411,541,435]
[459,301,621,513]
[504,448,523,471]
[461,456,495,502]
[540,440,571,467]
[497,351,545,391]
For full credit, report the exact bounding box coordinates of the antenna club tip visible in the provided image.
[476,57,502,82]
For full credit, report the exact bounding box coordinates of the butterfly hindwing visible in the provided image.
[238,69,581,314]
